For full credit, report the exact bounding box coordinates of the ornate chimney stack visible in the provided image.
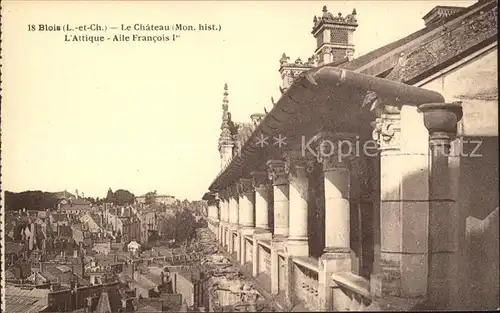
[278,53,317,91]
[218,83,234,170]
[312,6,358,65]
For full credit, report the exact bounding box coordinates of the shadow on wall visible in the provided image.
[349,135,498,311]
[461,136,499,310]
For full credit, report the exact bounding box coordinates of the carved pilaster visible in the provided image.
[266,160,288,186]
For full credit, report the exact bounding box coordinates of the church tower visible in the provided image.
[218,83,234,170]
[312,6,358,66]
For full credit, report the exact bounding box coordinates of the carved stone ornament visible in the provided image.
[372,110,401,150]
[238,178,254,195]
[266,160,288,185]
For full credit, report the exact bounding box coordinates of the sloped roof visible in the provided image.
[54,190,76,199]
[207,0,498,192]
[94,292,112,313]
[5,242,26,254]
[5,285,49,313]
[386,0,497,83]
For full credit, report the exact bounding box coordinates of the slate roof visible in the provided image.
[5,285,50,313]
[340,0,496,81]
[5,242,26,254]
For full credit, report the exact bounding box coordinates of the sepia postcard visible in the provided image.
[1,0,498,312]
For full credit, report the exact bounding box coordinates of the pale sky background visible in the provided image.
[2,0,475,201]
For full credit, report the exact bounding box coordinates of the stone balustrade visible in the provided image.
[293,259,320,311]
[330,271,377,311]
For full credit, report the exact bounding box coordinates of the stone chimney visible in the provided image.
[250,113,266,128]
[278,54,316,91]
[312,6,358,65]
[422,6,466,27]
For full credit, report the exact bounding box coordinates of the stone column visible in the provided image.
[317,133,356,311]
[267,160,290,237]
[251,171,272,277]
[238,178,255,265]
[228,184,239,256]
[371,104,430,301]
[207,198,219,236]
[221,190,230,248]
[419,102,463,310]
[252,171,271,232]
[284,150,312,256]
[267,159,289,296]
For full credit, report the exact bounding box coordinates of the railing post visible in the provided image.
[251,171,273,277]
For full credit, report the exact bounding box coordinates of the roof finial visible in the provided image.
[221,83,230,130]
[222,83,229,116]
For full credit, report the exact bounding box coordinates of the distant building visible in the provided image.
[135,192,176,206]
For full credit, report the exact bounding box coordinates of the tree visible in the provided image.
[173,208,197,244]
[113,189,135,206]
[4,190,59,211]
[145,191,157,206]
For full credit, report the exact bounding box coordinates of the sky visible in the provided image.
[2,0,475,201]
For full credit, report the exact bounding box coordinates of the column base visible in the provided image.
[319,252,352,311]
[286,238,309,256]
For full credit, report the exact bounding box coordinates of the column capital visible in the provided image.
[266,159,288,186]
[207,198,219,207]
[218,189,229,200]
[251,171,270,190]
[283,150,316,177]
[228,184,239,199]
[418,102,463,146]
[237,178,254,196]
